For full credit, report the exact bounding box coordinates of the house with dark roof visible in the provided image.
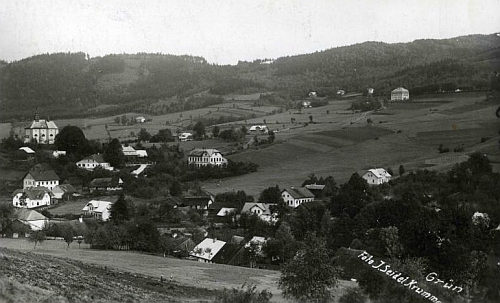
[13,187,53,209]
[281,187,315,208]
[76,154,113,171]
[183,195,214,210]
[24,112,59,144]
[304,183,326,199]
[88,177,123,193]
[64,176,84,193]
[187,148,227,167]
[161,235,196,257]
[23,165,59,190]
[51,184,76,200]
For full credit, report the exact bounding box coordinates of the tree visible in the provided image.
[103,138,125,168]
[54,125,90,157]
[59,223,75,249]
[399,164,406,176]
[338,287,367,303]
[279,234,340,302]
[241,125,247,135]
[29,230,46,249]
[214,284,272,303]
[138,128,151,142]
[154,129,173,142]
[114,116,121,125]
[169,180,182,197]
[258,185,283,204]
[212,125,220,138]
[110,194,134,222]
[0,203,15,236]
[268,131,275,143]
[193,121,206,139]
[309,115,313,123]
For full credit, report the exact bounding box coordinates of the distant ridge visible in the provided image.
[1,34,499,121]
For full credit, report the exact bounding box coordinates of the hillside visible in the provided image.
[1,34,499,121]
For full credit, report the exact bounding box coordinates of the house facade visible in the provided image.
[24,112,59,144]
[179,132,193,142]
[76,154,113,170]
[362,168,392,185]
[82,200,113,221]
[23,166,59,190]
[241,203,277,223]
[391,87,410,101]
[281,187,315,208]
[88,177,123,193]
[187,149,227,167]
[13,187,53,209]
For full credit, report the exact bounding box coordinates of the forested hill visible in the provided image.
[1,34,499,121]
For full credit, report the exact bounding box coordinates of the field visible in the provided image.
[0,239,356,303]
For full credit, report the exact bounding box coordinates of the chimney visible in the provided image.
[34,111,40,122]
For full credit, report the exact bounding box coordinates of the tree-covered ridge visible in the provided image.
[1,34,499,121]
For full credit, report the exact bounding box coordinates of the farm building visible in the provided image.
[362,168,392,185]
[187,148,227,167]
[19,147,35,154]
[391,87,410,101]
[241,203,277,223]
[301,101,312,108]
[183,195,214,210]
[83,200,113,221]
[308,91,317,98]
[281,187,315,208]
[179,132,193,141]
[12,187,53,209]
[161,236,196,257]
[51,184,76,200]
[23,165,59,190]
[24,112,59,144]
[135,116,146,123]
[76,154,113,171]
[122,145,148,158]
[190,238,226,263]
[304,184,326,198]
[248,125,268,134]
[13,209,49,231]
[88,177,123,193]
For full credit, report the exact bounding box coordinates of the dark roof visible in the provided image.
[282,187,314,199]
[183,196,213,207]
[25,165,59,181]
[13,187,53,200]
[165,196,183,206]
[54,184,76,193]
[211,243,244,264]
[80,154,106,163]
[89,177,121,188]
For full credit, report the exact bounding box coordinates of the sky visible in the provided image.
[1,0,499,65]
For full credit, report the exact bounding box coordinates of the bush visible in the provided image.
[339,287,367,303]
[214,284,272,303]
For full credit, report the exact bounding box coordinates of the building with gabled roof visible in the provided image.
[88,177,123,193]
[281,187,315,208]
[241,202,277,223]
[51,184,76,200]
[187,148,227,167]
[83,200,113,221]
[13,187,53,209]
[76,154,113,171]
[362,168,392,185]
[22,165,59,190]
[13,209,49,231]
[391,87,410,101]
[190,238,227,263]
[24,112,59,144]
[19,147,35,154]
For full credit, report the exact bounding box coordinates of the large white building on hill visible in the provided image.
[391,87,410,101]
[24,112,59,144]
[188,149,227,167]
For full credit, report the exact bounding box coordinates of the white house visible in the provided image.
[52,150,66,158]
[308,91,317,98]
[13,187,53,209]
[248,125,268,134]
[391,87,410,101]
[82,200,113,221]
[190,238,226,263]
[76,154,113,171]
[135,116,146,123]
[188,149,227,167]
[281,187,315,208]
[362,168,392,185]
[24,112,59,144]
[23,165,59,190]
[14,209,49,231]
[241,203,277,223]
[122,145,148,158]
[179,132,193,142]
